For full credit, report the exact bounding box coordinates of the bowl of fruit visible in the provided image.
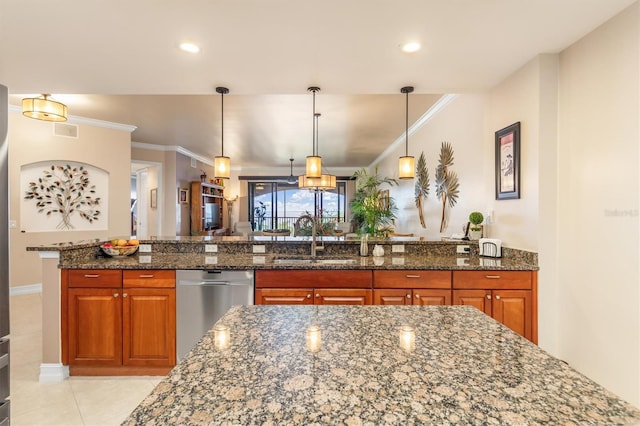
[100,239,140,257]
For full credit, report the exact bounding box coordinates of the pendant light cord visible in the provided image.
[216,87,230,157]
[401,86,414,157]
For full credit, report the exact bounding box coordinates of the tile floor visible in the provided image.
[9,292,161,426]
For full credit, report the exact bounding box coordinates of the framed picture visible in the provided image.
[178,188,189,204]
[495,122,521,200]
[150,188,157,208]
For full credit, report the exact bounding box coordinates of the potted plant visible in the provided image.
[350,166,398,238]
[468,211,484,240]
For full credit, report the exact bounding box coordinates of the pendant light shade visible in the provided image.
[305,87,322,178]
[214,86,231,179]
[398,86,415,179]
[22,94,67,122]
[299,109,336,191]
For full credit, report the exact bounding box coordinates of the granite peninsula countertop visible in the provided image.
[56,252,535,271]
[123,305,640,425]
[27,236,538,271]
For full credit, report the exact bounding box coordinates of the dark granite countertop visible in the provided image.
[123,305,640,425]
[57,253,536,271]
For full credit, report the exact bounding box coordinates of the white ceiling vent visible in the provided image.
[54,122,79,138]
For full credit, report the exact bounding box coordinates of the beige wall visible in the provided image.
[374,94,488,239]
[9,113,132,287]
[557,3,639,404]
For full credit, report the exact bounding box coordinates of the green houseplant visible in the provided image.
[350,167,398,237]
[468,211,484,240]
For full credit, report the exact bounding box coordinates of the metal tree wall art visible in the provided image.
[414,152,430,229]
[24,164,101,230]
[435,142,460,232]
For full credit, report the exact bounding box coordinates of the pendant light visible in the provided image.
[305,87,322,178]
[22,94,67,122]
[214,87,231,179]
[398,86,415,179]
[299,112,336,190]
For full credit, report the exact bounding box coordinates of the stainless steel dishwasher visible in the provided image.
[176,270,254,360]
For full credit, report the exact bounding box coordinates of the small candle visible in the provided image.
[399,325,415,353]
[306,325,322,353]
[214,324,231,351]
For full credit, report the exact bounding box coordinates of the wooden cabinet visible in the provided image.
[190,181,224,235]
[373,270,452,306]
[255,270,373,305]
[453,271,537,343]
[63,269,176,375]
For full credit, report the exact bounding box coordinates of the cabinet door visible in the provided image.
[373,289,411,305]
[315,289,372,305]
[255,288,314,305]
[122,288,176,367]
[492,290,532,341]
[452,289,491,315]
[413,289,451,306]
[68,288,122,366]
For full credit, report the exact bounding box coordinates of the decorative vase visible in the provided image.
[469,227,482,240]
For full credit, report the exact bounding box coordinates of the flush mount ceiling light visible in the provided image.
[400,41,421,53]
[22,94,67,122]
[398,86,415,179]
[214,87,230,179]
[305,87,322,179]
[179,42,200,53]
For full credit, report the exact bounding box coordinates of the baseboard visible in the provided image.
[10,283,42,296]
[39,363,69,382]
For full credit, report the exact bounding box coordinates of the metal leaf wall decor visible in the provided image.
[435,142,460,232]
[24,164,101,230]
[414,152,430,229]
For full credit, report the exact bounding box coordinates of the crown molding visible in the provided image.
[131,141,215,167]
[8,104,137,133]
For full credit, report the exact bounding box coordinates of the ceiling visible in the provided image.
[0,0,634,170]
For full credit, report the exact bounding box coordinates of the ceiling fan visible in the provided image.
[269,158,298,184]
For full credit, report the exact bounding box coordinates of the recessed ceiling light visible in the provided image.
[400,41,421,53]
[179,42,200,54]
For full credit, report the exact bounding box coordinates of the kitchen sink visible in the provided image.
[273,257,357,265]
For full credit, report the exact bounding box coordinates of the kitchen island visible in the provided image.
[123,305,640,425]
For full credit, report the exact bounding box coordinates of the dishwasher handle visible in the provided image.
[179,280,252,287]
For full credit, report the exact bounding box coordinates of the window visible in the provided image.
[248,181,347,233]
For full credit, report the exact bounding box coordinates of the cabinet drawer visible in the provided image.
[123,270,175,288]
[373,270,451,289]
[68,269,122,288]
[453,271,532,290]
[255,270,372,288]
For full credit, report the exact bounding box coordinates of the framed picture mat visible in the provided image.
[178,188,189,204]
[495,121,521,200]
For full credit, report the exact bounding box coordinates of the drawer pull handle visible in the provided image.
[83,274,100,278]
[306,294,311,299]
[486,294,491,299]
[123,293,128,298]
[316,294,320,298]
[495,295,501,300]
[405,275,421,279]
[485,275,501,279]
[114,293,119,298]
[415,294,420,299]
[406,294,411,299]
[138,274,154,278]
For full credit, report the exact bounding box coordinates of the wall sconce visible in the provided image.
[398,325,415,353]
[214,324,231,351]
